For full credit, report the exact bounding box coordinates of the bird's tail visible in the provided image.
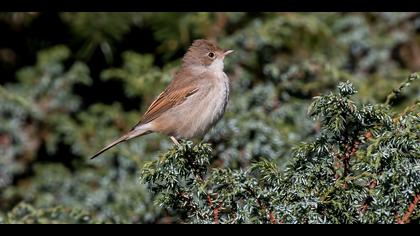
[90,128,149,160]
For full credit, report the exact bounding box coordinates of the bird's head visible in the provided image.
[182,39,234,70]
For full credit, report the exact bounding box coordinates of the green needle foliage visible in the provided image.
[1,202,97,224]
[141,77,419,224]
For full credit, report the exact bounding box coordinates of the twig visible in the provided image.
[397,193,420,224]
[268,211,277,224]
[341,140,361,178]
[244,186,277,223]
[385,73,419,106]
[279,215,286,224]
[207,194,221,224]
[252,190,277,224]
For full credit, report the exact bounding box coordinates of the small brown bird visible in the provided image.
[90,39,234,159]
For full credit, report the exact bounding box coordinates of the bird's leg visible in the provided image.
[170,136,180,145]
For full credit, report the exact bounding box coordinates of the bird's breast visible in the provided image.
[178,72,229,138]
[204,72,230,125]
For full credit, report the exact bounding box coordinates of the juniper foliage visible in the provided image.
[0,202,96,224]
[141,76,420,224]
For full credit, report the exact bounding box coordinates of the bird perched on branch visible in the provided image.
[90,39,234,159]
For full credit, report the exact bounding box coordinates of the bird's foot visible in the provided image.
[170,136,180,146]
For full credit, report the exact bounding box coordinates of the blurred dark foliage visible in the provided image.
[0,12,419,223]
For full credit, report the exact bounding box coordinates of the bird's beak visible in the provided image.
[223,50,234,56]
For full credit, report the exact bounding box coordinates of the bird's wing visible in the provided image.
[130,70,203,130]
[138,85,199,125]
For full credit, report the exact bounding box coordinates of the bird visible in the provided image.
[90,39,234,159]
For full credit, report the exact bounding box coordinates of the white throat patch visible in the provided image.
[208,58,224,72]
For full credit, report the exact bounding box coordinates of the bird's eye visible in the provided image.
[208,52,215,58]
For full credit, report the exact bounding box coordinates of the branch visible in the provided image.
[397,193,420,224]
[336,139,361,181]
[207,194,221,224]
[385,73,419,106]
[269,211,277,224]
[246,187,277,224]
[255,198,277,224]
